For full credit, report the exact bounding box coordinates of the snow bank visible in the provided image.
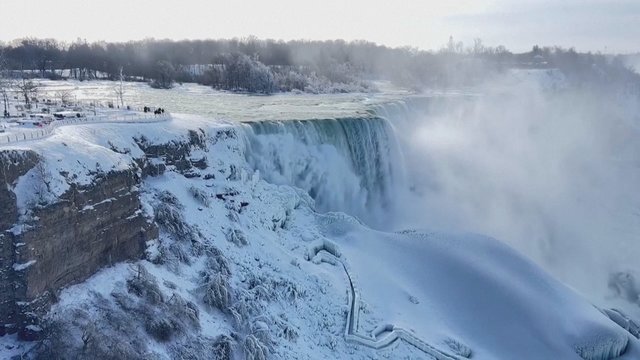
[317,215,640,359]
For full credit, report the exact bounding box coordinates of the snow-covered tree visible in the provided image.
[0,52,12,117]
[114,66,125,107]
[151,60,176,89]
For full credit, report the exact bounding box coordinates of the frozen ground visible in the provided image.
[31,79,418,121]
[1,105,639,359]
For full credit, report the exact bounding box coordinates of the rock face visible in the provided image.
[0,130,211,339]
[0,150,157,339]
[134,129,208,178]
[0,150,39,337]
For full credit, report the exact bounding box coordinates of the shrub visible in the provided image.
[201,272,232,311]
[127,265,164,304]
[168,293,201,329]
[203,249,231,277]
[444,338,472,358]
[229,289,265,329]
[189,185,211,207]
[226,228,248,247]
[146,318,177,342]
[213,335,235,360]
[154,191,199,243]
[243,334,268,360]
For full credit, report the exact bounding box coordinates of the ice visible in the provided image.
[2,77,639,359]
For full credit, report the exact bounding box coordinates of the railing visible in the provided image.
[306,240,462,360]
[0,113,171,145]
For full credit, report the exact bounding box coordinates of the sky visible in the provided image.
[1,0,639,53]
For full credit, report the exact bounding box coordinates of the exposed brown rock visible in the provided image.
[1,151,157,339]
[0,129,210,339]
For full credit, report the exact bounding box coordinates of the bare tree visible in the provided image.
[472,38,485,55]
[113,66,125,108]
[31,155,53,207]
[0,51,12,117]
[54,89,73,105]
[16,78,38,108]
[0,79,10,117]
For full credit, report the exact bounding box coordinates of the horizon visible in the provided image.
[1,0,639,54]
[1,36,637,57]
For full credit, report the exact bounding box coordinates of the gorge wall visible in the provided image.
[0,151,157,339]
[0,126,217,340]
[0,151,39,338]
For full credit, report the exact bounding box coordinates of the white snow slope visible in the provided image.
[1,109,639,359]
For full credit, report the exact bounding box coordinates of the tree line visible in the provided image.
[0,37,638,94]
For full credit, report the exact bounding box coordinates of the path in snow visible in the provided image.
[306,240,463,360]
[0,112,171,145]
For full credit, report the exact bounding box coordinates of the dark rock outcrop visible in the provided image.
[0,150,39,336]
[0,128,214,339]
[134,128,208,177]
[0,151,157,339]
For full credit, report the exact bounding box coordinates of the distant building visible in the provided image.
[533,54,548,66]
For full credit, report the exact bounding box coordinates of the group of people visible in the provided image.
[143,106,165,115]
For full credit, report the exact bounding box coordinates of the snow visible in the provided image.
[12,260,37,271]
[2,78,639,359]
[317,220,639,359]
[0,334,35,359]
[28,79,410,122]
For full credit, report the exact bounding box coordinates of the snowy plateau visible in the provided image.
[1,72,640,360]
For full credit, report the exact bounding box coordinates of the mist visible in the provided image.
[389,71,640,313]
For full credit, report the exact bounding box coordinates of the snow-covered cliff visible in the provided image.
[0,107,638,359]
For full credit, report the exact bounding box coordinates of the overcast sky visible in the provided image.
[1,0,638,53]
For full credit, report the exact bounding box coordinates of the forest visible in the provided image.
[0,37,638,93]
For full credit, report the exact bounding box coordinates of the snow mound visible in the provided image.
[318,216,639,359]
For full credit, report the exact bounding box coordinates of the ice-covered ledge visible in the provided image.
[0,112,171,145]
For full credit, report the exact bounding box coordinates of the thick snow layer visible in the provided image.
[2,105,639,359]
[5,113,227,212]
[316,216,640,359]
